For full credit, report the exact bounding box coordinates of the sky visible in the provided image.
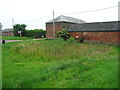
[0,0,120,30]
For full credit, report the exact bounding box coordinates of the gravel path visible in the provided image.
[0,38,45,43]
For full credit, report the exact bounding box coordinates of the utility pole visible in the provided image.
[12,18,14,33]
[12,18,14,27]
[12,18,14,36]
[53,10,55,38]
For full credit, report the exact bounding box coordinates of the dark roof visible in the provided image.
[2,30,13,32]
[46,15,86,24]
[66,21,119,32]
[2,28,13,32]
[4,28,13,31]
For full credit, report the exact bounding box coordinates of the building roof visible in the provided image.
[46,15,86,24]
[2,28,13,32]
[67,21,119,32]
[4,28,13,31]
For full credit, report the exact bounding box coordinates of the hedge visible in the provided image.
[25,30,46,38]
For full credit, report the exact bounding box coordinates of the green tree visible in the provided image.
[13,24,27,36]
[56,29,70,41]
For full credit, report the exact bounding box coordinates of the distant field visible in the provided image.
[2,39,119,88]
[1,36,33,40]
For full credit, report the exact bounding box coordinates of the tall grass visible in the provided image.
[11,39,112,61]
[2,39,119,88]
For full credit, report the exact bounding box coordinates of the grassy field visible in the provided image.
[1,36,33,40]
[2,39,119,88]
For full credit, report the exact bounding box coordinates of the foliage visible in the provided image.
[2,39,119,88]
[13,24,27,36]
[56,29,70,41]
[67,37,76,43]
[79,37,85,43]
[25,29,46,38]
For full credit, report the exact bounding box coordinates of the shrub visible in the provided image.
[79,37,85,43]
[56,29,70,41]
[25,30,46,38]
[67,37,75,43]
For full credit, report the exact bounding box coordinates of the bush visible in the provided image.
[79,37,85,43]
[56,29,70,41]
[67,37,75,43]
[25,30,46,38]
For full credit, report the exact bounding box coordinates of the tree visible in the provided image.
[13,24,27,36]
[56,29,70,41]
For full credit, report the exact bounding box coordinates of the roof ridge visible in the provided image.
[46,15,86,24]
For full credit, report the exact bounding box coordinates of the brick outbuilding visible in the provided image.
[46,15,120,43]
[68,21,120,43]
[46,15,86,39]
[2,28,13,36]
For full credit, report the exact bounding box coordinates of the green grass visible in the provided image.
[2,39,119,88]
[1,36,33,40]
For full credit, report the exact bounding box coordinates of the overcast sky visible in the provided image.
[0,0,119,30]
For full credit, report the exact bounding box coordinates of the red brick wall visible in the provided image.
[69,32,120,43]
[46,23,63,39]
[2,32,13,36]
[46,22,119,43]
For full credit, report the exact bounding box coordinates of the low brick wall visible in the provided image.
[69,31,120,43]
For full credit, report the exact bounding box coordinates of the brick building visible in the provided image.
[68,21,120,43]
[46,15,86,39]
[2,28,13,36]
[46,15,120,43]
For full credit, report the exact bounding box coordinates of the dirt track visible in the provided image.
[0,38,45,43]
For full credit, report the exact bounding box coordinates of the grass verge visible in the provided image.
[2,39,119,88]
[1,36,33,40]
